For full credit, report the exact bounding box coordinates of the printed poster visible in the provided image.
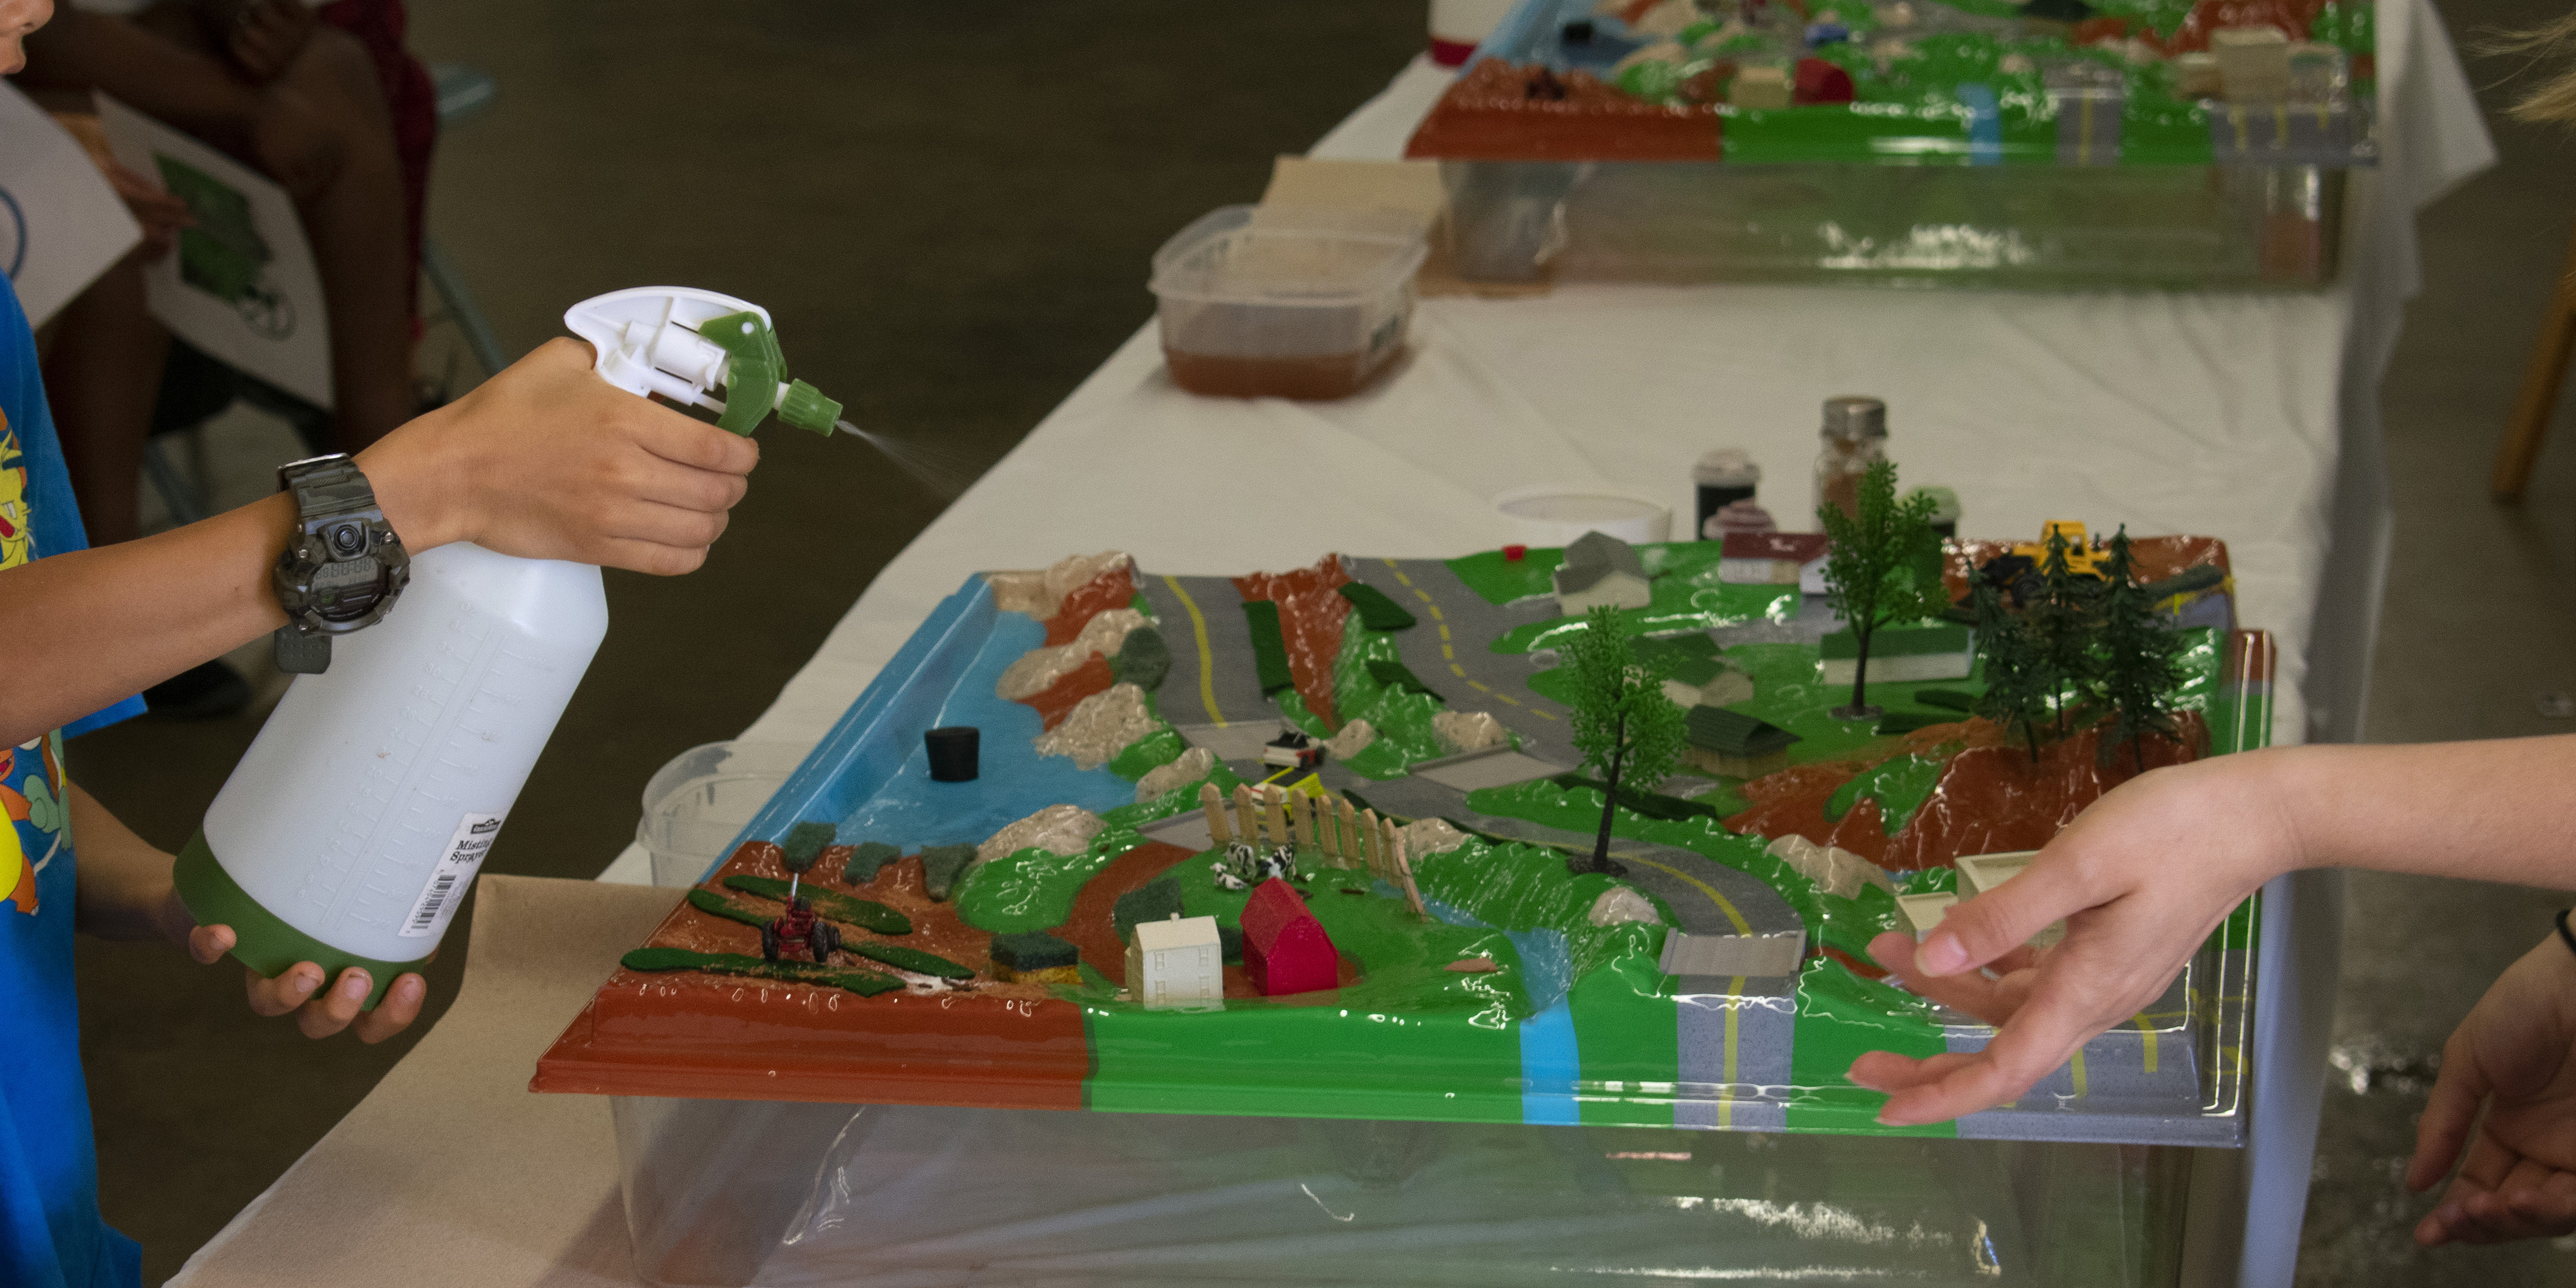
[95,93,332,409]
[0,82,143,328]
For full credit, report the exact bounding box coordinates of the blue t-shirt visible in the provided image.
[0,274,147,1288]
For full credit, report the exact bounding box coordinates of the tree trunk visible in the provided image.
[1590,716,1626,872]
[1849,622,1871,714]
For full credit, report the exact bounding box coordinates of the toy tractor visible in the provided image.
[1261,727,1324,772]
[759,896,843,965]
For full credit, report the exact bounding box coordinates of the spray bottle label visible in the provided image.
[400,812,504,939]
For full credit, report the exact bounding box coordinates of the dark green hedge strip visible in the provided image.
[723,875,913,935]
[622,947,903,996]
[1241,599,1295,696]
[1337,582,1417,631]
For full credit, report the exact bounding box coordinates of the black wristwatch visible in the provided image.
[272,454,408,674]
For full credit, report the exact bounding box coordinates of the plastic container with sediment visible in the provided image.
[1150,205,1429,400]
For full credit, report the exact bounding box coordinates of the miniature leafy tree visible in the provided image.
[1816,461,1950,721]
[2094,528,2189,772]
[1970,580,2051,763]
[1563,604,1687,877]
[2022,527,2104,735]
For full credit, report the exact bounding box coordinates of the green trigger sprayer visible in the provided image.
[174,287,850,1009]
[566,286,852,436]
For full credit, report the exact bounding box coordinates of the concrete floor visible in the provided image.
[48,0,2576,1282]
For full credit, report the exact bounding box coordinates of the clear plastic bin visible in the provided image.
[609,1096,2201,1287]
[635,740,807,887]
[1150,205,1429,400]
[1442,160,2345,288]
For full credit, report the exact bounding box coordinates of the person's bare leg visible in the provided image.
[263,27,413,450]
[44,257,169,548]
[121,6,415,450]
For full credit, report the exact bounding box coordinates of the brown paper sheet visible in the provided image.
[168,876,680,1288]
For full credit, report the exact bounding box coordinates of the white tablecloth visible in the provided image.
[593,8,2491,1284]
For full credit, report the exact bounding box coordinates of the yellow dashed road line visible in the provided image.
[1163,575,1226,728]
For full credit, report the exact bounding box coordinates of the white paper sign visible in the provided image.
[94,94,333,408]
[0,83,144,328]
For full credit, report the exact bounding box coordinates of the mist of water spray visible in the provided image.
[833,419,979,500]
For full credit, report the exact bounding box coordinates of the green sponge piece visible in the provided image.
[841,841,902,885]
[1111,626,1172,691]
[781,821,837,873]
[919,844,978,901]
[989,930,1078,972]
[1111,877,1184,943]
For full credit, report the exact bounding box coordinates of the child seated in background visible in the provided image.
[16,0,437,714]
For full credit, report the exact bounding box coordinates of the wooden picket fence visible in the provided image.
[1198,782,1424,918]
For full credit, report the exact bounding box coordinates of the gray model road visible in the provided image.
[1347,770,1800,1130]
[1346,557,1583,769]
[1136,572,1287,772]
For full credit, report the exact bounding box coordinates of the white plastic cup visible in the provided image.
[176,543,608,1006]
[636,741,808,887]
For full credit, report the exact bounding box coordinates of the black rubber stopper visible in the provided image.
[925,726,980,782]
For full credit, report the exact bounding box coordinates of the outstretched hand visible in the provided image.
[357,337,761,576]
[2407,933,2576,1246]
[156,888,427,1043]
[1846,752,2300,1125]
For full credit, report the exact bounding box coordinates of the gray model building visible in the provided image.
[1552,531,1652,615]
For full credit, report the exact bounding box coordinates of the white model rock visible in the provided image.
[1397,817,1470,860]
[1432,710,1510,755]
[994,608,1151,700]
[987,550,1135,619]
[977,804,1106,866]
[1035,683,1161,771]
[1763,833,1895,900]
[1134,746,1215,803]
[1324,718,1377,760]
[1588,886,1664,927]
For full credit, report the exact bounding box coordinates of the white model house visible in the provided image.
[1128,914,1225,1009]
[1552,531,1651,615]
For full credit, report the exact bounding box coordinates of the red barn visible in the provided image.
[1240,879,1339,996]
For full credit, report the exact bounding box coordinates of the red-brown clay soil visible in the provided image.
[1019,653,1115,730]
[532,841,1091,1106]
[1726,714,2205,872]
[1405,59,1722,162]
[1942,534,2229,602]
[1235,555,1353,730]
[1044,565,1138,645]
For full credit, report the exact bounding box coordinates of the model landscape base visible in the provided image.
[536,532,2270,1145]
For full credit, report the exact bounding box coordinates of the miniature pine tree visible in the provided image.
[1562,604,1688,877]
[2094,527,2189,772]
[1816,461,1950,721]
[1969,580,2050,762]
[2021,527,2104,735]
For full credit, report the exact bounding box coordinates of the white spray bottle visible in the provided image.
[174,287,843,1008]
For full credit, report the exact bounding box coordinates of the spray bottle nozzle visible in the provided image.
[564,288,847,438]
[777,379,841,437]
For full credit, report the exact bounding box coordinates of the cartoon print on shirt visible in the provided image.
[0,419,28,572]
[0,736,65,915]
[0,409,58,913]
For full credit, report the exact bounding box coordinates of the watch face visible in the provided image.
[309,556,388,623]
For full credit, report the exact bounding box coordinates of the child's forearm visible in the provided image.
[0,425,466,747]
[0,494,293,744]
[2262,737,2576,890]
[67,781,186,943]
